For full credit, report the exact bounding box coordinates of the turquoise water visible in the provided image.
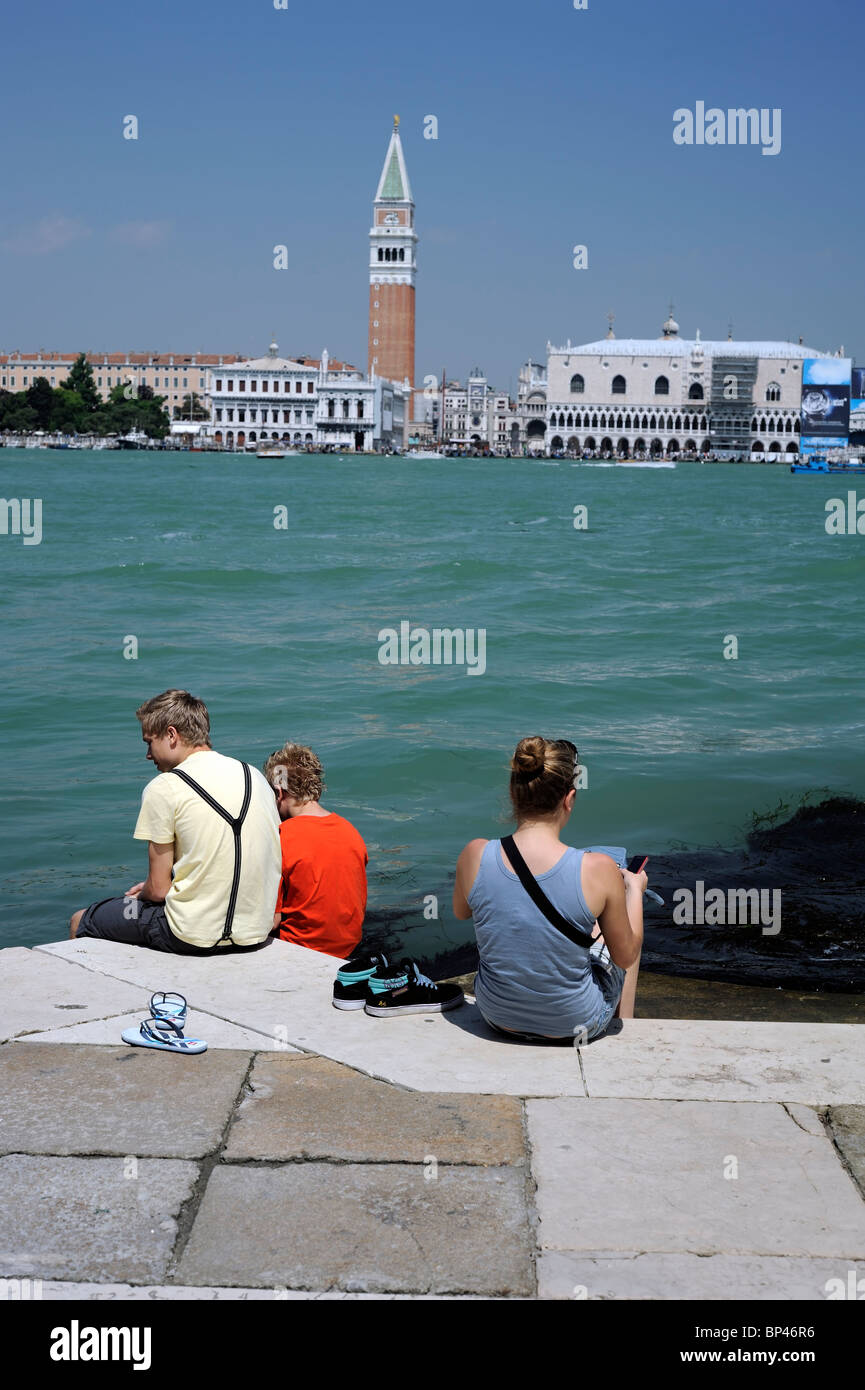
[1,449,863,959]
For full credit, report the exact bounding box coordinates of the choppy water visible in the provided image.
[1,449,863,968]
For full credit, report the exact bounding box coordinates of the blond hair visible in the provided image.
[135,689,211,747]
[263,742,325,803]
[509,736,578,818]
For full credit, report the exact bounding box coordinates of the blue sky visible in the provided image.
[2,0,862,391]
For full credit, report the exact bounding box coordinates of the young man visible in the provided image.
[70,690,281,954]
[263,742,367,959]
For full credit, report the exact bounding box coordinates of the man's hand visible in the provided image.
[127,882,146,898]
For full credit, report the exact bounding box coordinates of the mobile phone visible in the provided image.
[626,855,649,875]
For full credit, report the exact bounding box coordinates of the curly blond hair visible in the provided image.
[263,742,325,803]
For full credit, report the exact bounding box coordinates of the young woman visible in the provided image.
[452,736,645,1041]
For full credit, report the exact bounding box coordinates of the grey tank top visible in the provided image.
[470,839,609,1036]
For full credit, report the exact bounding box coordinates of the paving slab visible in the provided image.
[578,1019,865,1105]
[536,1251,865,1300]
[826,1106,865,1197]
[31,1282,495,1300]
[0,1043,252,1158]
[527,1098,865,1259]
[0,947,151,1042]
[0,1155,197,1282]
[13,1010,289,1051]
[224,1053,526,1163]
[34,940,865,1101]
[177,1163,534,1295]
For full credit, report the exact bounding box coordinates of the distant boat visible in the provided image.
[256,441,287,458]
[791,453,865,475]
[118,429,151,451]
[409,448,447,460]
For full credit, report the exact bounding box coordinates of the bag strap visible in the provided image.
[500,835,597,949]
[170,761,253,944]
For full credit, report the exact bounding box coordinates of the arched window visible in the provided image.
[751,418,759,431]
[785,418,793,433]
[570,373,585,394]
[566,413,573,427]
[688,382,703,400]
[612,374,626,395]
[765,382,781,402]
[377,249,383,261]
[655,375,670,396]
[398,248,405,261]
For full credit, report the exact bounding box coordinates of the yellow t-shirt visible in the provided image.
[133,750,281,948]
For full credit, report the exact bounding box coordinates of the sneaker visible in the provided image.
[364,959,464,1017]
[332,952,390,1011]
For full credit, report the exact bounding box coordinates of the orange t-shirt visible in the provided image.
[274,812,367,958]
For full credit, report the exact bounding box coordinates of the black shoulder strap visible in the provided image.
[170,761,253,943]
[500,835,597,949]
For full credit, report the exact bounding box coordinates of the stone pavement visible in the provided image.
[1,937,864,1300]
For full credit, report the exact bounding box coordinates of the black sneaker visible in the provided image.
[332,952,390,1011]
[364,959,464,1017]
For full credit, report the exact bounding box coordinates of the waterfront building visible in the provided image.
[440,369,514,450]
[544,315,840,458]
[368,116,416,432]
[517,359,548,454]
[206,340,405,451]
[0,350,244,418]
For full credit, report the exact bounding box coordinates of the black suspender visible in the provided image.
[500,834,598,950]
[170,761,253,944]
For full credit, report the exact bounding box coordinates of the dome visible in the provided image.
[661,315,680,338]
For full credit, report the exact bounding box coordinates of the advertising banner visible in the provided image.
[800,357,851,454]
[849,367,865,448]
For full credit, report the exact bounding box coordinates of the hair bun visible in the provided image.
[511,735,546,777]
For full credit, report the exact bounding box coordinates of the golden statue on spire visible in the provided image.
[394,114,400,129]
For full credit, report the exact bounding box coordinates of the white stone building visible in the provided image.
[544,315,839,459]
[206,340,406,451]
[442,368,513,450]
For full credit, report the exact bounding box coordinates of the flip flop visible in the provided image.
[121,1016,207,1054]
[149,991,188,1026]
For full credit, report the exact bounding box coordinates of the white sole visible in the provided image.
[364,997,463,1017]
[332,997,367,1011]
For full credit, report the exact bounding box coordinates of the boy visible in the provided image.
[263,742,367,958]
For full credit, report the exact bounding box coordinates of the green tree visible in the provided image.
[175,392,208,421]
[49,388,88,434]
[65,353,100,411]
[26,376,55,429]
[2,401,38,432]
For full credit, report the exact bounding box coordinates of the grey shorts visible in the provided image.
[75,895,264,956]
[479,940,626,1044]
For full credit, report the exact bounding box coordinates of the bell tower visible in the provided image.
[368,115,417,404]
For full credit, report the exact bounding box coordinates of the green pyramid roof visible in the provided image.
[381,147,404,199]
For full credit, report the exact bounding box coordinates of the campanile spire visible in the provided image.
[368,116,417,400]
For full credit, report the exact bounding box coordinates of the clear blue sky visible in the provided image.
[3,0,862,391]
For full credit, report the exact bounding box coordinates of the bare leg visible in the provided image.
[615,950,641,1020]
[69,911,84,939]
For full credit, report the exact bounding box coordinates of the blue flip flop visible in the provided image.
[149,991,188,1026]
[122,1016,208,1054]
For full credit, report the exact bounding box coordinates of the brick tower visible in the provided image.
[368,115,416,401]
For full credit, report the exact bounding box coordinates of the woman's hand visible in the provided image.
[622,867,648,895]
